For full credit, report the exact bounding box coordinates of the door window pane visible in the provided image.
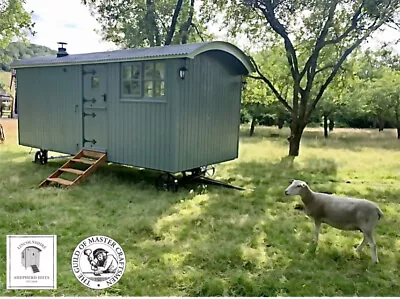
[91,76,99,89]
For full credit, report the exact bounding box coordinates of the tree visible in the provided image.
[0,0,33,90]
[0,0,33,48]
[200,0,400,156]
[82,0,208,48]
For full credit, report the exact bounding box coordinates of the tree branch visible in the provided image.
[248,55,293,112]
[165,0,184,45]
[299,1,338,81]
[179,0,195,44]
[307,26,381,119]
[324,2,364,46]
[191,22,205,42]
[254,0,300,80]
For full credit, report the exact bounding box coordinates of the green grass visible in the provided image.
[1,120,400,296]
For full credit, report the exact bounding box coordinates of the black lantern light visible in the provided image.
[179,67,187,80]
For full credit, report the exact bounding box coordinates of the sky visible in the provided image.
[24,0,117,54]
[24,0,400,55]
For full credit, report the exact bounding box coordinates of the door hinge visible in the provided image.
[83,138,97,145]
[83,97,96,103]
[82,69,96,75]
[82,112,96,118]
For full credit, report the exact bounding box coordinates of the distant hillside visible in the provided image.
[0,42,57,72]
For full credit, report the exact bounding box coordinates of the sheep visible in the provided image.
[284,179,384,263]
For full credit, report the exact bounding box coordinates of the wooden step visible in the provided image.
[61,168,85,175]
[83,150,105,159]
[40,149,107,188]
[47,177,74,186]
[71,158,96,165]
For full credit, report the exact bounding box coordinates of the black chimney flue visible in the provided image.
[57,42,68,57]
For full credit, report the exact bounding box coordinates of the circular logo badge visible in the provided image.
[71,236,126,290]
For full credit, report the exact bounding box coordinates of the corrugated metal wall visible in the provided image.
[174,52,242,172]
[106,61,176,172]
[17,66,82,154]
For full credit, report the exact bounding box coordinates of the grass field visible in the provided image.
[1,119,400,296]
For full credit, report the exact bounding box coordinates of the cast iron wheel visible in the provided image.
[201,165,215,177]
[34,150,48,165]
[156,173,179,192]
[42,150,48,164]
[34,151,43,164]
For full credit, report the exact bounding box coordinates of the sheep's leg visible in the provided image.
[314,221,321,243]
[356,235,368,252]
[364,231,378,264]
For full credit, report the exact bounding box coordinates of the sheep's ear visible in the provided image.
[300,182,307,188]
[289,179,294,184]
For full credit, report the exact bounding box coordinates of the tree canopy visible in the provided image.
[82,0,209,48]
[200,0,400,155]
[0,0,34,49]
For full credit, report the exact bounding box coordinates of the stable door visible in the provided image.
[82,64,108,152]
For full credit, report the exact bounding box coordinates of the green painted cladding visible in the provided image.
[15,46,247,173]
[17,66,82,154]
[173,53,242,172]
[106,60,175,172]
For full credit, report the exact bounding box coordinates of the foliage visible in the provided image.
[0,0,34,49]
[82,0,210,48]
[1,120,400,295]
[339,49,400,132]
[0,42,56,72]
[0,0,34,90]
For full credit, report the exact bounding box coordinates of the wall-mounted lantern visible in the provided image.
[179,67,187,80]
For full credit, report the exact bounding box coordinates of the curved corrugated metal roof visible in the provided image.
[11,41,254,74]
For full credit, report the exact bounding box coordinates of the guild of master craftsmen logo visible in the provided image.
[71,235,126,290]
[6,235,57,289]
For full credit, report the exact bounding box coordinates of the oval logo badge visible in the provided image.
[71,236,126,290]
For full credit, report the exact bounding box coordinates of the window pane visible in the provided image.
[132,81,141,96]
[132,64,141,80]
[123,81,132,95]
[144,62,154,80]
[154,63,164,80]
[122,65,131,80]
[91,76,99,89]
[154,80,165,97]
[144,81,153,97]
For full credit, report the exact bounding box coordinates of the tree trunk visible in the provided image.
[249,118,256,136]
[323,114,328,138]
[378,116,384,132]
[288,121,305,156]
[277,117,284,129]
[328,118,334,131]
[397,127,400,139]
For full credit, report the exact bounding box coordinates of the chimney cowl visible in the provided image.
[57,42,68,57]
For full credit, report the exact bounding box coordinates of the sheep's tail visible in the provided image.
[377,207,384,220]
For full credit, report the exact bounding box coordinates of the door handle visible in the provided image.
[75,104,79,113]
[102,94,107,102]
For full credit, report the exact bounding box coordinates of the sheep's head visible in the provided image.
[284,179,308,196]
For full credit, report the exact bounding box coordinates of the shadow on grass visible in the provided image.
[115,156,349,296]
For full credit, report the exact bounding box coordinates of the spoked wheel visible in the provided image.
[34,150,48,165]
[156,173,179,192]
[201,165,215,177]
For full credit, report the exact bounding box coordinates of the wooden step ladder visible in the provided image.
[39,150,107,188]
